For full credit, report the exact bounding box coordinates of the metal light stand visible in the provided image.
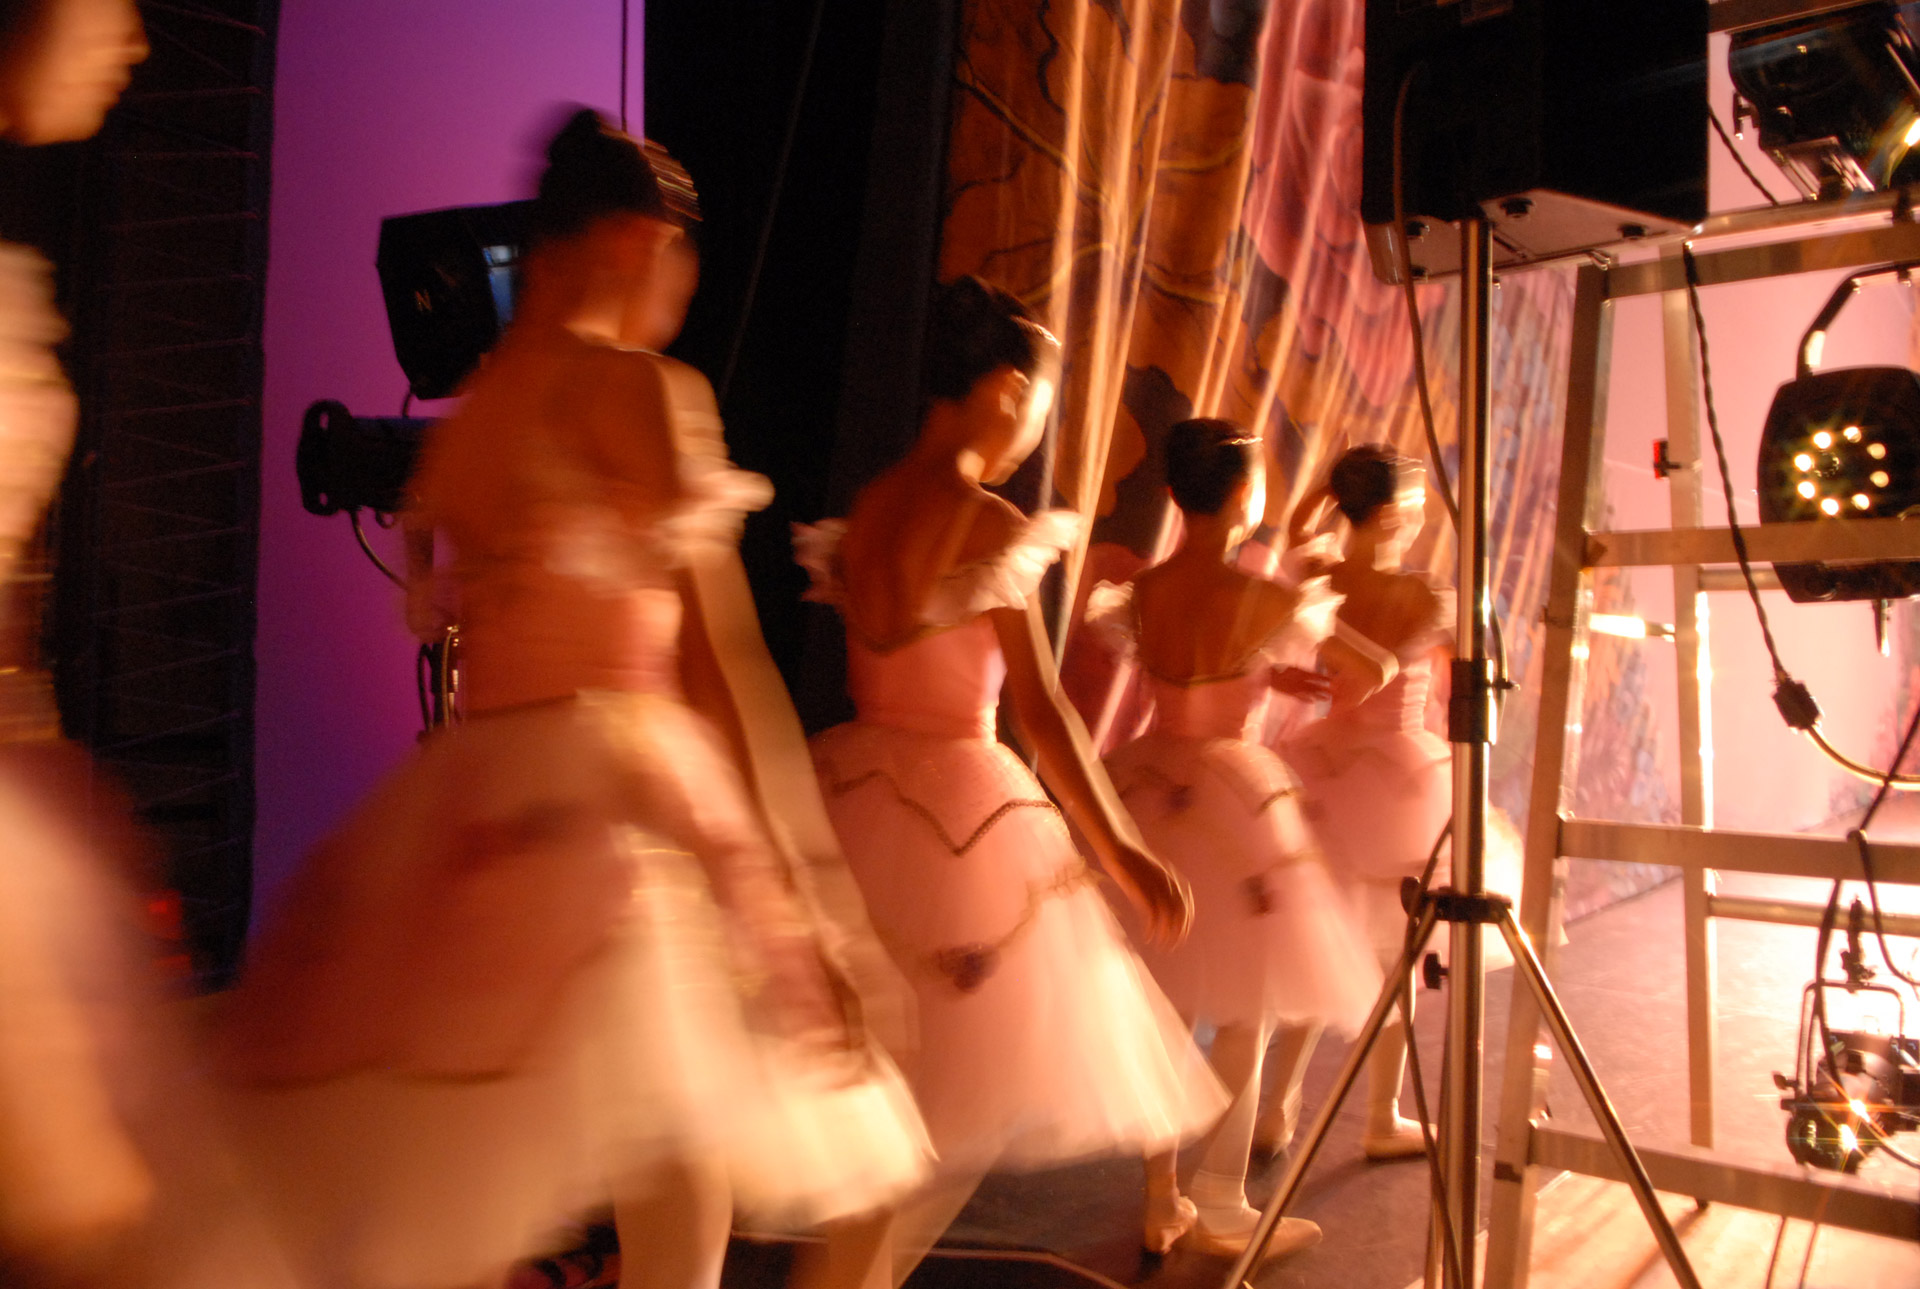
[1221,219,1704,1289]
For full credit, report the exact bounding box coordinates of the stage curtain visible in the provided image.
[934,0,1675,839]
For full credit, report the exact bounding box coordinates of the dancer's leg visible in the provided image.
[1253,1022,1323,1158]
[612,1153,732,1289]
[1362,979,1426,1160]
[789,1209,894,1289]
[1187,1023,1320,1260]
[1142,1147,1192,1254]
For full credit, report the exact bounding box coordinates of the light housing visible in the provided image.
[1756,260,1920,602]
[376,201,532,401]
[1729,2,1920,199]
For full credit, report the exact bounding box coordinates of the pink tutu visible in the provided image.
[224,694,929,1289]
[812,715,1221,1175]
[1106,731,1381,1031]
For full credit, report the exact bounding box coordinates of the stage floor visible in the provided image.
[700,866,1920,1288]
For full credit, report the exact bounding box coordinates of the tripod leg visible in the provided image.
[1220,904,1439,1289]
[1497,910,1702,1289]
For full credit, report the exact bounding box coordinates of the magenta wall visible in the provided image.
[254,3,640,915]
[1598,35,1918,833]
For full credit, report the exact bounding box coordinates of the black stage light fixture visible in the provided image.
[1730,1,1920,201]
[296,399,433,517]
[376,200,533,401]
[1362,0,1709,280]
[1756,260,1920,602]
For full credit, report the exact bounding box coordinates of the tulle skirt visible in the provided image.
[222,694,929,1289]
[812,721,1224,1177]
[1105,732,1381,1032]
[1284,718,1522,971]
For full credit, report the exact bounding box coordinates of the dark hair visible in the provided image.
[528,107,700,248]
[1165,418,1259,516]
[1329,444,1419,525]
[924,275,1060,402]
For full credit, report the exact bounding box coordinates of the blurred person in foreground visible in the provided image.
[219,109,928,1289]
[0,4,297,1288]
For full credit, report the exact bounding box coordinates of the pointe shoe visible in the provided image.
[1143,1193,1197,1255]
[1187,1205,1323,1260]
[1362,1115,1431,1160]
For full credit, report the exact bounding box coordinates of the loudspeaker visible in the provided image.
[376,201,533,400]
[1361,0,1709,280]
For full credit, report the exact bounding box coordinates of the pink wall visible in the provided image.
[254,3,640,915]
[1598,34,1918,834]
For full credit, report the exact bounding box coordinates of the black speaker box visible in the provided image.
[1361,0,1709,280]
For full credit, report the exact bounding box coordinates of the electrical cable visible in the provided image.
[1762,1214,1789,1288]
[1709,103,1782,207]
[350,511,403,588]
[716,0,826,410]
[618,0,631,131]
[1391,65,1514,695]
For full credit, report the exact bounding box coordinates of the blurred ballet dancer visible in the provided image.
[795,277,1222,1288]
[1276,445,1452,1162]
[1094,418,1379,1259]
[220,109,928,1289]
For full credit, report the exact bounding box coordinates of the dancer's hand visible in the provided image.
[1107,842,1193,948]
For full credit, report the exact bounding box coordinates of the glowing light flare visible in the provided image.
[1795,453,1815,471]
[1799,480,1819,499]
[1533,1043,1552,1063]
[1851,1098,1872,1119]
[1870,442,1889,460]
[1814,430,1835,449]
[1873,470,1892,487]
[1906,117,1920,148]
[1844,424,1864,442]
[1853,493,1872,509]
[1839,1123,1861,1155]
[1589,613,1650,638]
[1822,496,1842,515]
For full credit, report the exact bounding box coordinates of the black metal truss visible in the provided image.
[54,0,278,984]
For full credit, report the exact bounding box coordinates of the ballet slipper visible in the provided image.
[1361,1115,1431,1161]
[1184,1169,1322,1259]
[1142,1191,1197,1255]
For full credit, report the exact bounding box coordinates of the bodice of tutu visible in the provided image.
[1329,626,1437,736]
[415,395,771,712]
[1086,576,1340,743]
[0,244,74,574]
[797,509,1083,740]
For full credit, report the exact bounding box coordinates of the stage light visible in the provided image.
[376,201,533,401]
[1756,260,1920,602]
[296,400,432,517]
[1730,2,1920,199]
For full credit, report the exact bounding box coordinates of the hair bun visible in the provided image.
[545,107,610,167]
[529,105,699,246]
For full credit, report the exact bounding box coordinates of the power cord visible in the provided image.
[1709,103,1782,208]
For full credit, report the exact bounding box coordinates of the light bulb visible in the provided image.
[1873,470,1891,488]
[1814,430,1834,449]
[1844,425,1863,442]
[1853,493,1871,509]
[1822,496,1842,515]
[1795,453,1815,471]
[1799,480,1819,499]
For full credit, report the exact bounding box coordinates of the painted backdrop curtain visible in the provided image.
[934,0,1674,868]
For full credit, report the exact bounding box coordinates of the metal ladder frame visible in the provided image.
[1484,194,1920,1287]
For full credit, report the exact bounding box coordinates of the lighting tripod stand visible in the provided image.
[1222,220,1704,1289]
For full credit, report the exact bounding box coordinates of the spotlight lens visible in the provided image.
[1814,430,1835,449]
[1822,496,1842,515]
[1799,480,1819,499]
[1845,425,1863,442]
[1873,470,1892,488]
[1853,493,1871,509]
[1795,453,1815,471]
[1869,442,1889,460]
